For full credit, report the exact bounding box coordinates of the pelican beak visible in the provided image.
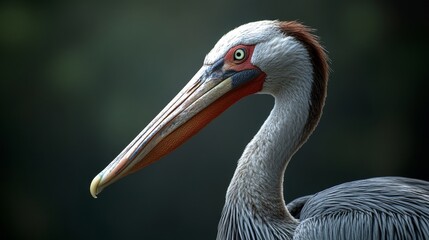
[90,58,265,198]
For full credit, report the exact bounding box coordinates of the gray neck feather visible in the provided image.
[217,82,311,239]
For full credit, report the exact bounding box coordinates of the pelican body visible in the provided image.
[90,20,429,239]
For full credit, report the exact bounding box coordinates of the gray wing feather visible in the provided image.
[287,195,312,219]
[293,177,429,240]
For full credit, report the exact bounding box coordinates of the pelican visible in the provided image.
[90,20,429,239]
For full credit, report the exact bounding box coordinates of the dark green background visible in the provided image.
[2,0,428,239]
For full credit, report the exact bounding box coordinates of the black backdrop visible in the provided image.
[2,0,428,239]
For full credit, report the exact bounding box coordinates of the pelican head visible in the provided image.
[90,20,328,198]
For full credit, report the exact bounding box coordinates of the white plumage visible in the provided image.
[90,20,429,240]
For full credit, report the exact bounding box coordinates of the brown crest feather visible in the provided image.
[279,21,330,142]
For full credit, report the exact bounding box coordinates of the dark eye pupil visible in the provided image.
[234,49,245,60]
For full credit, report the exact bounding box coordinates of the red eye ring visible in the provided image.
[224,45,256,72]
[226,45,252,65]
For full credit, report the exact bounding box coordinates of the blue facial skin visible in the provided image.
[230,69,261,88]
[204,58,262,88]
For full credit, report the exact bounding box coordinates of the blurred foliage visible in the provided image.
[1,0,428,239]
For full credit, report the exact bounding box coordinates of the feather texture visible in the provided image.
[215,20,429,240]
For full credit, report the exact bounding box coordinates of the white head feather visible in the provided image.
[204,20,313,97]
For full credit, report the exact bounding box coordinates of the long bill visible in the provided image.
[90,60,266,198]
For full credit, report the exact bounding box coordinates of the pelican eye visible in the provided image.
[233,48,246,62]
